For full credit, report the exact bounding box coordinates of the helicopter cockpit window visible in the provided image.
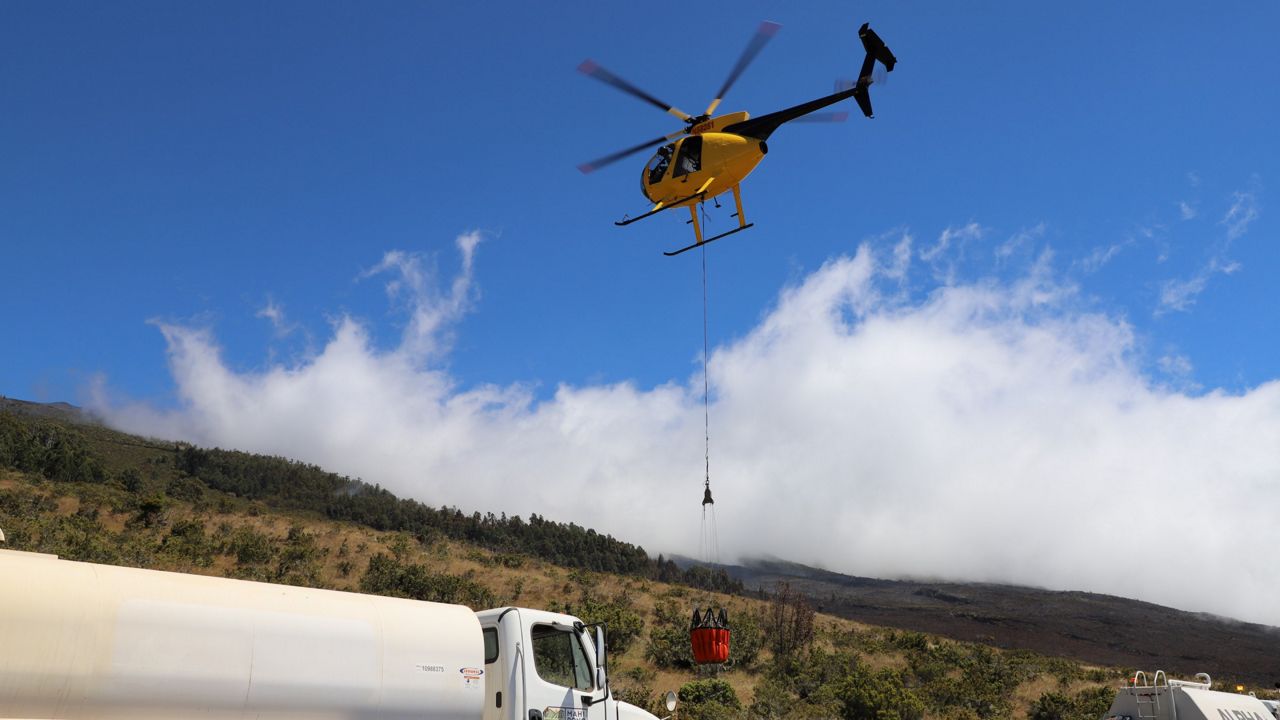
[646,144,674,185]
[673,136,702,178]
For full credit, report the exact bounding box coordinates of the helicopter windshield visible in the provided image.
[646,144,674,185]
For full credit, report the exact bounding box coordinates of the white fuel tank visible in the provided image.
[1104,672,1276,720]
[0,549,486,720]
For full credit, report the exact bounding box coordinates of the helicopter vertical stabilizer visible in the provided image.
[858,23,896,72]
[852,23,896,118]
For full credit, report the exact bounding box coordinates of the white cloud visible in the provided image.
[921,222,982,263]
[1157,274,1208,314]
[1156,352,1200,394]
[921,222,984,285]
[1221,191,1258,240]
[1156,256,1243,316]
[94,233,1280,627]
[1158,353,1193,377]
[357,233,482,362]
[886,230,913,282]
[995,223,1044,261]
[1156,187,1258,314]
[1178,201,1197,220]
[256,297,294,337]
[1079,241,1129,273]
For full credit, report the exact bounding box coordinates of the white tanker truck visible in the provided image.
[0,547,671,720]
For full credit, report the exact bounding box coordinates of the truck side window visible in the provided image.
[483,627,499,664]
[530,624,592,691]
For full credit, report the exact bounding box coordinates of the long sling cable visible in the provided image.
[699,243,719,567]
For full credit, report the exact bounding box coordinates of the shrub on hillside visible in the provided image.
[160,518,215,568]
[360,552,495,608]
[766,582,815,664]
[565,591,645,655]
[645,599,695,669]
[834,664,924,720]
[0,415,104,484]
[756,644,925,720]
[678,679,740,720]
[224,526,275,565]
[274,525,327,587]
[1029,686,1114,720]
[727,603,764,669]
[613,667,658,715]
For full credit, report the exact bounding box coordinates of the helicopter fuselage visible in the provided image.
[641,125,767,208]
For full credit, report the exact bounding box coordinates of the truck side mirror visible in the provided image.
[593,625,608,688]
[664,691,678,712]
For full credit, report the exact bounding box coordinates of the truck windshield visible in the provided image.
[530,624,593,691]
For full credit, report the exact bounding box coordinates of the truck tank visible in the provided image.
[1103,671,1277,720]
[0,548,486,720]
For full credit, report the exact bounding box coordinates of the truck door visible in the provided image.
[481,625,505,720]
[525,623,597,720]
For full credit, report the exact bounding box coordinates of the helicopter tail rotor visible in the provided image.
[835,65,889,94]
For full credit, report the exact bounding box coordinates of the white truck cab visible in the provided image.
[477,608,655,720]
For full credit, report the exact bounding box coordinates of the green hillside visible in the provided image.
[0,402,1260,720]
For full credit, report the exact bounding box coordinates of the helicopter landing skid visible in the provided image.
[664,223,755,257]
[664,182,752,257]
[615,191,707,227]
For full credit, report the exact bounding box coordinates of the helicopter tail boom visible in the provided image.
[852,22,897,118]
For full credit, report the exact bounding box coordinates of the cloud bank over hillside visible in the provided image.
[96,232,1280,627]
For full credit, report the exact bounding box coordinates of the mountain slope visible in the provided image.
[722,559,1280,686]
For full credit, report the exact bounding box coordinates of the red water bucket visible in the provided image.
[690,626,731,664]
[689,608,731,664]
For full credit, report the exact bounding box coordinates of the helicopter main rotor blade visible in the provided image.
[578,59,692,122]
[704,20,781,117]
[578,131,681,174]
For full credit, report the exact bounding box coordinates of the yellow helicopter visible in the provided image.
[579,22,897,256]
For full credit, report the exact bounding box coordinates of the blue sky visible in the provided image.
[4,1,1275,402]
[4,2,1280,622]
